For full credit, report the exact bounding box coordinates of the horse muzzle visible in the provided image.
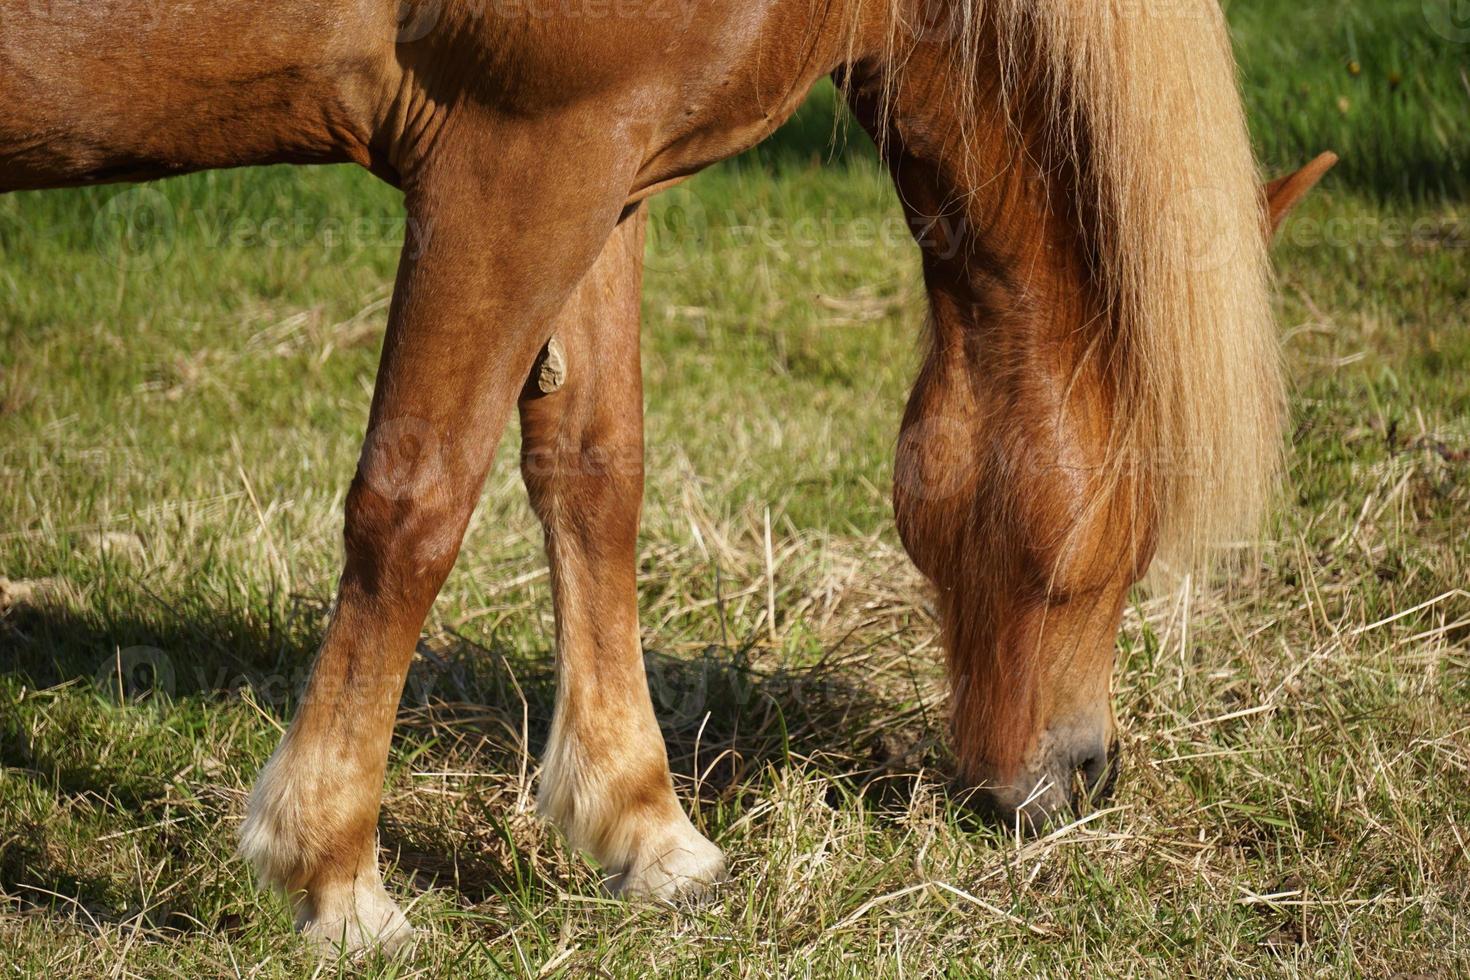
[966,723,1119,831]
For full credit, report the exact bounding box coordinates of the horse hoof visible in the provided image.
[298,881,415,956]
[611,821,726,901]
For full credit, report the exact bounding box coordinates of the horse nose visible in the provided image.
[1073,740,1119,805]
[967,737,1119,831]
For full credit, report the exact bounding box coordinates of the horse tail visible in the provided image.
[992,0,1282,575]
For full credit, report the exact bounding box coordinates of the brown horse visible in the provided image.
[1,0,1332,951]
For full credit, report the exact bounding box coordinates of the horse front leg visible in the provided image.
[519,206,724,897]
[238,126,629,951]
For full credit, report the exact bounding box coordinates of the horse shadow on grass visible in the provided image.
[375,628,959,903]
[0,593,955,921]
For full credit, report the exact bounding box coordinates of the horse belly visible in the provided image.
[0,0,393,189]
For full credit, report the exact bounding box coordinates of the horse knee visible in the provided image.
[341,471,465,604]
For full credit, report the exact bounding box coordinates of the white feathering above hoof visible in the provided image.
[239,755,312,892]
[240,751,413,955]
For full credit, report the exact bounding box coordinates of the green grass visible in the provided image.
[1235,0,1470,197]
[2,0,1468,975]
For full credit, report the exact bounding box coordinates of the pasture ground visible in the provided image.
[1,0,1467,975]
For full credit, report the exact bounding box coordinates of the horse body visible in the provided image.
[1,0,1315,951]
[0,0,836,191]
[0,0,383,185]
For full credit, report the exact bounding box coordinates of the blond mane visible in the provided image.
[855,0,1283,577]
